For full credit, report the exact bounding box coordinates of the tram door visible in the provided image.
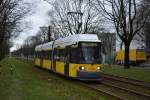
[64,46,70,76]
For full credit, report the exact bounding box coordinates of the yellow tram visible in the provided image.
[34,34,102,81]
[116,49,147,65]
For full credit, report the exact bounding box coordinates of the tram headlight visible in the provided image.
[81,66,85,70]
[97,66,101,70]
[79,66,85,70]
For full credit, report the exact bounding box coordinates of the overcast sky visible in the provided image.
[10,0,117,52]
[10,0,52,51]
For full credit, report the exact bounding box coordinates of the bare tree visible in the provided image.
[142,0,150,58]
[36,26,53,43]
[94,0,150,68]
[47,0,103,39]
[12,34,44,58]
[98,33,116,65]
[0,0,29,60]
[0,0,28,44]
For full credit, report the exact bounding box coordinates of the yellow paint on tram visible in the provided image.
[35,58,40,66]
[69,64,102,77]
[43,59,51,70]
[55,61,65,74]
[116,49,147,62]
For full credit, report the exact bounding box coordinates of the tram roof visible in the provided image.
[35,34,101,51]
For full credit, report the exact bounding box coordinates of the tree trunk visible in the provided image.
[124,42,130,68]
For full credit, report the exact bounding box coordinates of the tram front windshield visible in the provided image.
[70,42,102,64]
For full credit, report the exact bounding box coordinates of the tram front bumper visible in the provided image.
[77,70,102,81]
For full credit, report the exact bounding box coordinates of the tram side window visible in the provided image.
[36,52,38,58]
[40,51,42,58]
[47,51,51,59]
[46,51,49,59]
[47,51,49,59]
[44,51,47,59]
[44,51,46,59]
[39,52,41,58]
[41,52,43,58]
[60,49,65,61]
[37,52,39,58]
[34,52,37,58]
[48,50,52,59]
[70,47,82,63]
[42,52,44,58]
[54,49,59,61]
[37,52,40,58]
[54,49,64,61]
[53,48,65,61]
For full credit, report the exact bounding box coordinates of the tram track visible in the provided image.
[101,81,150,99]
[17,58,150,99]
[100,74,150,100]
[102,78,150,96]
[79,82,124,100]
[78,74,150,100]
[79,81,150,100]
[102,73,150,88]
